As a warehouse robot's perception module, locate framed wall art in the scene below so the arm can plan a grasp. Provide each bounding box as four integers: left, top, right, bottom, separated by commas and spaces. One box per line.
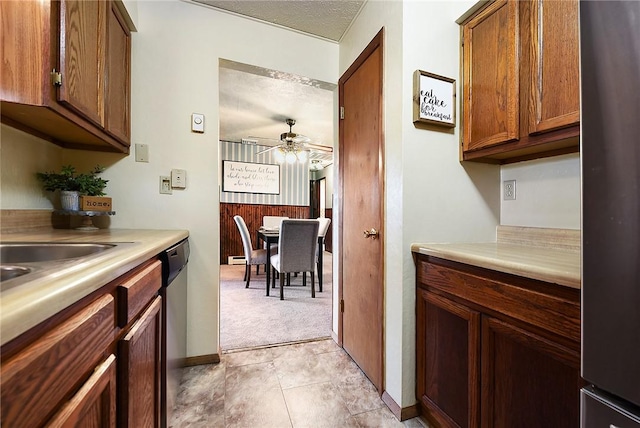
413, 70, 456, 128
222, 160, 280, 195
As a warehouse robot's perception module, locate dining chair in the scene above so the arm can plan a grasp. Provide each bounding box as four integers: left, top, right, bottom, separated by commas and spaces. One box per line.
303, 217, 332, 291
261, 215, 288, 256
316, 217, 331, 291
233, 215, 268, 288
262, 216, 289, 229
270, 219, 319, 300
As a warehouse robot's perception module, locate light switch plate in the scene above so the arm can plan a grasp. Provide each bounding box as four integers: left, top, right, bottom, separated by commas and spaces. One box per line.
159, 176, 172, 194
191, 113, 204, 133
171, 169, 186, 189
135, 144, 149, 162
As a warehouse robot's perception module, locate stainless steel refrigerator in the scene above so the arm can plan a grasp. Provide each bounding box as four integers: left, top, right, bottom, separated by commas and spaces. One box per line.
581, 1, 640, 426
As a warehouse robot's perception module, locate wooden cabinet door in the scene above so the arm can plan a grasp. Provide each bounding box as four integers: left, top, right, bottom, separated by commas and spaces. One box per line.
528, 0, 580, 134
118, 296, 162, 428
47, 355, 117, 428
58, 0, 107, 127
462, 0, 519, 152
416, 289, 480, 428
0, 294, 115, 428
105, 1, 131, 144
481, 316, 581, 428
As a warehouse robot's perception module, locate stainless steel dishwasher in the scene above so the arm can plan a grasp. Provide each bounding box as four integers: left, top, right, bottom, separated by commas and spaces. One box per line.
160, 238, 189, 427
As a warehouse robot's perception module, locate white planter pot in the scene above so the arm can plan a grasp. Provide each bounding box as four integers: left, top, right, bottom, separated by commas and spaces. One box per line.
60, 190, 80, 211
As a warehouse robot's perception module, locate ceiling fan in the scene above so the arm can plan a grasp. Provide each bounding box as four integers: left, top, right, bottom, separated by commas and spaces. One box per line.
253, 119, 333, 163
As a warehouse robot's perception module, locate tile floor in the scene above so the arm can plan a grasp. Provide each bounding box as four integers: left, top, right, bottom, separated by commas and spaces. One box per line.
169, 338, 429, 428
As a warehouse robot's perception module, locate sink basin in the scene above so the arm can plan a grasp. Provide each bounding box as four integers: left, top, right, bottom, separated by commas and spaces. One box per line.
0, 243, 116, 264
0, 266, 32, 282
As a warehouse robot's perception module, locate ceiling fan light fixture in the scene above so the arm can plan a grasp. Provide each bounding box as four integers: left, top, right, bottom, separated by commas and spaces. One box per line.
296, 150, 308, 163
310, 159, 324, 170
285, 151, 297, 164
274, 148, 286, 163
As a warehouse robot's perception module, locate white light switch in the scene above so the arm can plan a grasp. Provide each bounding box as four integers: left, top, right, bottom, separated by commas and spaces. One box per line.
159, 176, 172, 194
135, 144, 149, 162
171, 169, 186, 188
191, 113, 204, 133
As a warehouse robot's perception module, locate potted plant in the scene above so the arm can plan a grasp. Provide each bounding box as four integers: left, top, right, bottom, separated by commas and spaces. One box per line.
36, 165, 109, 211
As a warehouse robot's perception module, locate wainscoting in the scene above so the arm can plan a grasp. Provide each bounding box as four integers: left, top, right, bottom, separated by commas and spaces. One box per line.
220, 203, 309, 264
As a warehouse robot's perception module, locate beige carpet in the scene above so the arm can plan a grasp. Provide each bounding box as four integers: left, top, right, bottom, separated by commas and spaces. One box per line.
220, 253, 333, 350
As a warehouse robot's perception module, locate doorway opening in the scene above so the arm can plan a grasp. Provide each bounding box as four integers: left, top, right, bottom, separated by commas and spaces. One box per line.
217, 60, 336, 352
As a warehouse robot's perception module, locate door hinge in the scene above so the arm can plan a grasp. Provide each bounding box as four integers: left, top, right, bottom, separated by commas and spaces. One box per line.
340, 106, 344, 120
340, 299, 345, 313
51, 69, 62, 87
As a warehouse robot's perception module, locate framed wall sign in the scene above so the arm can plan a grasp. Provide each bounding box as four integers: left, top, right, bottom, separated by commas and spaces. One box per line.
413, 70, 456, 127
222, 160, 280, 195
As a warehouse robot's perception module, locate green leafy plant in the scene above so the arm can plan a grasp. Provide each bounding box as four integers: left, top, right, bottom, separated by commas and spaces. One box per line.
36, 165, 109, 196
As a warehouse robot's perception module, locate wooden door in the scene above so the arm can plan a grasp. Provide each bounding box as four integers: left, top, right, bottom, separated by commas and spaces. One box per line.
528, 0, 580, 134
416, 290, 480, 428
462, 0, 519, 151
481, 316, 581, 428
58, 0, 106, 127
338, 29, 384, 392
118, 297, 162, 428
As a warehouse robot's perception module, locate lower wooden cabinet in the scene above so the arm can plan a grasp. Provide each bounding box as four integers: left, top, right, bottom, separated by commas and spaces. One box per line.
119, 296, 162, 428
416, 290, 480, 428
0, 294, 115, 427
47, 354, 117, 427
481, 316, 580, 427
0, 258, 163, 427
415, 254, 581, 428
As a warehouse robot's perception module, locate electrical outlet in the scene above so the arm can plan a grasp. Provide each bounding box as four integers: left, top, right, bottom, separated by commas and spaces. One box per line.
503, 180, 516, 200
159, 176, 172, 194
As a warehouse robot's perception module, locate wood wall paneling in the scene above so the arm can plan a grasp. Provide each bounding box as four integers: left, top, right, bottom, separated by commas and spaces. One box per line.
221, 203, 310, 264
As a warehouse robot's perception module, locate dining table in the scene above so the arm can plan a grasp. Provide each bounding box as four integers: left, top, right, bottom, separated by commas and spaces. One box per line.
257, 228, 325, 297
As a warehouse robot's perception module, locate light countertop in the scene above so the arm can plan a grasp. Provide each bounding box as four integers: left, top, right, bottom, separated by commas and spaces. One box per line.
1, 228, 189, 346
411, 226, 581, 289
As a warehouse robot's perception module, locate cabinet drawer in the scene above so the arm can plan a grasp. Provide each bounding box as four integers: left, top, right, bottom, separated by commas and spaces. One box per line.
417, 258, 580, 343
0, 294, 115, 427
117, 259, 162, 327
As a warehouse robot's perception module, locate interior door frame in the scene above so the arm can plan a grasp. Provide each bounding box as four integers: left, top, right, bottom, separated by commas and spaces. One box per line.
337, 28, 385, 388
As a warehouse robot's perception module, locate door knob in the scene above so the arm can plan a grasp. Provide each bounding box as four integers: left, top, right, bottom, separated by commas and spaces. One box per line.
363, 228, 379, 239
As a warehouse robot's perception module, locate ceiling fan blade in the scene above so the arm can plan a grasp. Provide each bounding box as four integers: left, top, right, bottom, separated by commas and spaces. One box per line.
256, 145, 281, 155
247, 137, 282, 147
305, 143, 333, 153
248, 135, 279, 141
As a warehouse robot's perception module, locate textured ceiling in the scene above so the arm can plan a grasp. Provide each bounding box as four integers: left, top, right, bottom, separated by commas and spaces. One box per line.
219, 60, 336, 165
188, 0, 365, 42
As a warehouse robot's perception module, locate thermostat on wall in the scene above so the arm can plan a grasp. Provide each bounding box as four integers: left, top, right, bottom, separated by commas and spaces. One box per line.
171, 169, 186, 189
191, 113, 204, 133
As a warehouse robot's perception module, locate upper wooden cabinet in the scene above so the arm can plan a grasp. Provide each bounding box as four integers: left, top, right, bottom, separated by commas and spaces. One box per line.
0, 0, 131, 153
459, 0, 580, 163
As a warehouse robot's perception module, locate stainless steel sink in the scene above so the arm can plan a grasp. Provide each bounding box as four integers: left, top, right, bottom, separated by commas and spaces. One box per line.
0, 266, 32, 282
0, 243, 115, 264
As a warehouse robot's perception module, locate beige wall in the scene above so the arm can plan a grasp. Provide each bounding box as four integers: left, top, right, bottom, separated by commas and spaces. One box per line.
1, 125, 64, 209
501, 153, 581, 229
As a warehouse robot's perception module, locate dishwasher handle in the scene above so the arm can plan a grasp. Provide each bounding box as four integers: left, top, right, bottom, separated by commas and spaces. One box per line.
161, 238, 189, 287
